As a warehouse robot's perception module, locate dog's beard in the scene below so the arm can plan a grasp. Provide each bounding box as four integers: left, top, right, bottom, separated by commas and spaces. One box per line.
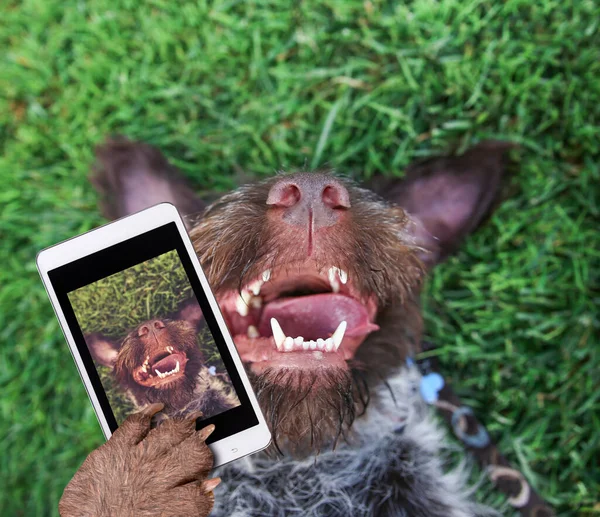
251, 367, 370, 456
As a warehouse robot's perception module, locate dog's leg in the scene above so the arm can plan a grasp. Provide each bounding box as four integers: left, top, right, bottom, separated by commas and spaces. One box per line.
367, 141, 514, 268
91, 137, 206, 226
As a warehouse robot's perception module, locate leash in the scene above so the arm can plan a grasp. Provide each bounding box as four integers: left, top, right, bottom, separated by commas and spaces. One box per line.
414, 342, 555, 517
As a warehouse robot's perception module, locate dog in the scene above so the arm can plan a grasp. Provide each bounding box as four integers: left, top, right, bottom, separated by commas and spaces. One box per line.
59, 137, 512, 516
85, 297, 240, 419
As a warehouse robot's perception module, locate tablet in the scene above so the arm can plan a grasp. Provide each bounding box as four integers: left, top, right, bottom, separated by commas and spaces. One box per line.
37, 203, 271, 467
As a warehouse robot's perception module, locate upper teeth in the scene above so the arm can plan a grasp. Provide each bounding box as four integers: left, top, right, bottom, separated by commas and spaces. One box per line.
236, 267, 346, 317
270, 318, 346, 353
235, 290, 253, 317
154, 360, 180, 379
166, 346, 174, 353
235, 272, 271, 316
248, 280, 262, 296
327, 267, 348, 293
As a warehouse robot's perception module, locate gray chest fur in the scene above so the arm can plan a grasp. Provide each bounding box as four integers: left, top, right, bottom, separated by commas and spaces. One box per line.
212, 368, 495, 517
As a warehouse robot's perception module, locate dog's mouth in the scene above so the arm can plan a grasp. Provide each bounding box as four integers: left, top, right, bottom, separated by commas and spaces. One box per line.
132, 348, 188, 387
218, 263, 379, 372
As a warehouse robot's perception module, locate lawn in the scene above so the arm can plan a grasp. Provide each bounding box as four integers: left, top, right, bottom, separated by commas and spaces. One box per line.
1, 0, 598, 515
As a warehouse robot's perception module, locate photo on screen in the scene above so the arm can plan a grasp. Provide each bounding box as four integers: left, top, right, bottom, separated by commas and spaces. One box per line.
68, 250, 241, 424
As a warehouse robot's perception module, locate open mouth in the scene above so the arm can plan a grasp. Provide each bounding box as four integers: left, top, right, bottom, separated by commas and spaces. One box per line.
133, 347, 188, 387
218, 263, 379, 370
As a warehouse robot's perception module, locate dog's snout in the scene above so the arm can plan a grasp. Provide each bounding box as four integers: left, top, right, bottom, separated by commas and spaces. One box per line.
138, 320, 166, 337
266, 174, 350, 229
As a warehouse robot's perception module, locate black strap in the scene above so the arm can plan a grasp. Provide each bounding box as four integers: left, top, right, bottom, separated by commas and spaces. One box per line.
416, 342, 555, 517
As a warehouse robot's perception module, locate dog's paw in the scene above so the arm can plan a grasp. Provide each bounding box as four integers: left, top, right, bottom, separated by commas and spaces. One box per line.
59, 404, 219, 517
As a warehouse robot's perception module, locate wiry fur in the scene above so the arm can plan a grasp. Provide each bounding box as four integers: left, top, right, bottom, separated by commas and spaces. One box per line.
170, 365, 241, 419
59, 406, 217, 517
189, 176, 424, 305
212, 367, 497, 517
70, 137, 514, 517
250, 367, 360, 455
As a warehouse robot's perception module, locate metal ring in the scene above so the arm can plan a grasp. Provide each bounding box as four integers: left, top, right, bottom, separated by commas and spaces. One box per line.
487, 465, 531, 508
451, 406, 491, 449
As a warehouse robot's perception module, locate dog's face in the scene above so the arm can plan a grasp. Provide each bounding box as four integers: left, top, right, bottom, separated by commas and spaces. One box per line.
87, 302, 206, 410
114, 319, 201, 391
190, 173, 424, 451
194, 174, 423, 370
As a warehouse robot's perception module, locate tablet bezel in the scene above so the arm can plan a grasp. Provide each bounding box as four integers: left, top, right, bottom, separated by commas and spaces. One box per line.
37, 203, 271, 467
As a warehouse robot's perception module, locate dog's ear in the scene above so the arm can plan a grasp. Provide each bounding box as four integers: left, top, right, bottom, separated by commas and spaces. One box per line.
86, 333, 120, 368
174, 298, 204, 332
368, 141, 514, 268
91, 137, 206, 228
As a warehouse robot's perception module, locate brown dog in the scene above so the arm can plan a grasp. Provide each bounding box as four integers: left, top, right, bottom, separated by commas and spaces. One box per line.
85, 298, 239, 420
60, 138, 511, 516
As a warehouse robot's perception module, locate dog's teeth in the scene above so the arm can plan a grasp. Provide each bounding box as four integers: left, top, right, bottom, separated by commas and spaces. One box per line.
141, 364, 147, 373
175, 361, 180, 373
327, 266, 348, 286
302, 340, 310, 350
316, 338, 325, 350
327, 267, 340, 293
339, 269, 348, 284
284, 336, 294, 352
294, 336, 304, 347
331, 321, 347, 350
166, 346, 174, 353
235, 293, 249, 317
262, 269, 271, 282
270, 318, 286, 350
325, 338, 334, 352
247, 325, 260, 338
155, 369, 162, 378
250, 297, 262, 309
249, 280, 263, 296
310, 340, 317, 350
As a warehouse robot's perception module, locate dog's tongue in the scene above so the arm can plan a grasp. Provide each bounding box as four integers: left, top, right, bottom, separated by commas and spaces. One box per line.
258, 293, 378, 340
152, 353, 184, 372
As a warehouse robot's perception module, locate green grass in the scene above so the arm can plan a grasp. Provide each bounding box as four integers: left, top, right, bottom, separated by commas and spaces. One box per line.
1, 0, 598, 515
68, 250, 191, 337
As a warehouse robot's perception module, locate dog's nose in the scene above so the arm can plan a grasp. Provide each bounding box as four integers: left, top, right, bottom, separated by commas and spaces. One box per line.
138, 320, 166, 337
266, 174, 350, 229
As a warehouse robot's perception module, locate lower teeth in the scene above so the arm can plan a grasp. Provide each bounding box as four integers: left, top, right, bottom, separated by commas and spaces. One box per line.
270, 318, 346, 353
154, 361, 180, 378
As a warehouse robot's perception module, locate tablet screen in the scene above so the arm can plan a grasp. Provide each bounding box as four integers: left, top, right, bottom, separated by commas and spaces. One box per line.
48, 223, 258, 442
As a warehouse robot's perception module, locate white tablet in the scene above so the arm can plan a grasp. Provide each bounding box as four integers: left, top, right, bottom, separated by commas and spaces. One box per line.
37, 202, 271, 467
